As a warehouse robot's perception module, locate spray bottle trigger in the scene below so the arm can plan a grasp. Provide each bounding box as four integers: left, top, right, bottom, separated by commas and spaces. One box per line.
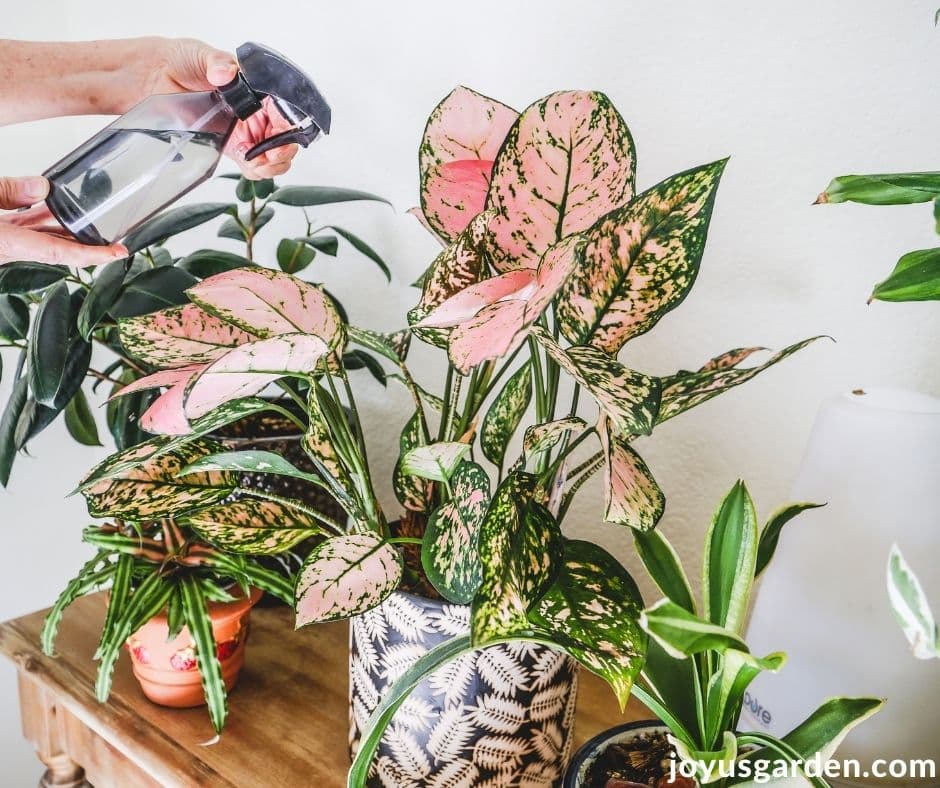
243, 125, 322, 161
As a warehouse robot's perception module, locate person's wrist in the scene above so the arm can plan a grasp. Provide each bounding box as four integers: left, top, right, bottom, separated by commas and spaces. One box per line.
105, 37, 175, 114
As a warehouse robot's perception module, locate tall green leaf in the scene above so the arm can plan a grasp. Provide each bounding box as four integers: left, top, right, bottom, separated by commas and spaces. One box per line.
641, 599, 747, 658
702, 481, 758, 635
179, 575, 228, 733
756, 502, 824, 576
480, 362, 531, 467
817, 173, 940, 205
634, 528, 696, 613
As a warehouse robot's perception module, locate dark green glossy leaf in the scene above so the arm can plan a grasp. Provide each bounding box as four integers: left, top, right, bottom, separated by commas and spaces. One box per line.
342, 349, 387, 386
0, 294, 29, 340
252, 178, 275, 199
235, 176, 254, 202
0, 262, 68, 294
322, 225, 391, 281
109, 267, 198, 319
871, 247, 940, 302
300, 234, 338, 256
217, 205, 275, 241
529, 539, 646, 709
124, 202, 235, 253
634, 528, 696, 613
64, 387, 101, 446
77, 258, 129, 339
28, 282, 70, 407
277, 237, 316, 274
756, 502, 825, 576
176, 249, 254, 278
0, 368, 28, 486
268, 185, 391, 208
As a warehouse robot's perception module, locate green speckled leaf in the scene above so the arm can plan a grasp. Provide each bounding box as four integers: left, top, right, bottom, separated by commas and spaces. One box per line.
557, 159, 727, 353
393, 411, 430, 512
400, 441, 470, 482
523, 417, 586, 458
183, 499, 322, 554
657, 337, 823, 424
471, 472, 562, 644
408, 211, 490, 349
481, 362, 531, 467
533, 326, 660, 436
422, 461, 490, 604
81, 438, 236, 520
529, 539, 646, 709
295, 533, 402, 625
485, 91, 636, 272
302, 389, 358, 511
599, 419, 665, 531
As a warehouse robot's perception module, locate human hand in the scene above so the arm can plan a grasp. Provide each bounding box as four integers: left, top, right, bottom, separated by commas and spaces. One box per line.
142, 38, 299, 180
0, 177, 127, 266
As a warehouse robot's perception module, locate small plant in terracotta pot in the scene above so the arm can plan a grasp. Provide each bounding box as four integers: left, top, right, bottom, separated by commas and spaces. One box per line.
42, 450, 302, 731
564, 481, 883, 788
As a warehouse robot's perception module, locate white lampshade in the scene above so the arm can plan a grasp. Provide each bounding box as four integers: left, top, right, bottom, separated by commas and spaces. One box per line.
743, 388, 940, 786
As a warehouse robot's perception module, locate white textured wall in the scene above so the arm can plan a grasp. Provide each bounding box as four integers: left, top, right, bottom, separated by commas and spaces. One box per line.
2, 1, 940, 782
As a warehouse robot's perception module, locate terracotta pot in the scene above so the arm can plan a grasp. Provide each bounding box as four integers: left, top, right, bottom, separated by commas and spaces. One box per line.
126, 586, 262, 708
564, 720, 682, 788
349, 590, 580, 787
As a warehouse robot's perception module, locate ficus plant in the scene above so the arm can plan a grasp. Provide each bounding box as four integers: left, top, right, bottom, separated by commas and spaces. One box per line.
0, 173, 390, 485
68, 85, 829, 783
634, 481, 881, 786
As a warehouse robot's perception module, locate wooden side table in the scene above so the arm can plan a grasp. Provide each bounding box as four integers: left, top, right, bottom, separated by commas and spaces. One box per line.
0, 593, 645, 787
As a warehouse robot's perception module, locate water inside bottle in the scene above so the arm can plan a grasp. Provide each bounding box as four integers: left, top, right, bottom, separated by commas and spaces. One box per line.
45, 128, 225, 244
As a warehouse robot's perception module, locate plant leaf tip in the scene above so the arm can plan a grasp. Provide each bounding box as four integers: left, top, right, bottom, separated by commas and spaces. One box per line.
813, 192, 830, 205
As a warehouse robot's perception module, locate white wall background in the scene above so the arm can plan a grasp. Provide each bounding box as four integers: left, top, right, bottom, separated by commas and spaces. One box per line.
2, 1, 939, 783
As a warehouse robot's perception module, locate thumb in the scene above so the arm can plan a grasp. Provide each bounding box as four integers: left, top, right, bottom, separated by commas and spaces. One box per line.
203, 48, 239, 87
0, 176, 49, 210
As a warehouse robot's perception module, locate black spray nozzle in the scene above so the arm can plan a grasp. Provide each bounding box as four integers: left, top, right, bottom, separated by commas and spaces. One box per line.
220, 42, 331, 161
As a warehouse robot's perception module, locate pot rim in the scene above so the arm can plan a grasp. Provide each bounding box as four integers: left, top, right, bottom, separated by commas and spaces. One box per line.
145, 585, 262, 626
563, 719, 669, 788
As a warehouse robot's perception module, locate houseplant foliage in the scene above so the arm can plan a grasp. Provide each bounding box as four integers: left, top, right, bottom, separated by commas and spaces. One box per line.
626, 481, 882, 786
0, 172, 389, 485
887, 543, 940, 660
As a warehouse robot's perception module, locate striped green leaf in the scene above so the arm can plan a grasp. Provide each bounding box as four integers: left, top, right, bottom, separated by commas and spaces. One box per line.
657, 337, 823, 424
756, 502, 825, 576
485, 91, 635, 272
887, 544, 940, 659
557, 159, 726, 353
871, 247, 940, 302
400, 441, 470, 483
533, 326, 660, 436
41, 554, 113, 656
704, 649, 786, 744
302, 388, 359, 514
421, 461, 490, 604
179, 575, 228, 733
703, 480, 758, 635
481, 362, 531, 467
95, 554, 135, 659
81, 438, 237, 520
471, 473, 562, 644
817, 172, 940, 205
181, 450, 326, 489
529, 539, 646, 709
522, 417, 585, 459
600, 419, 665, 531
182, 499, 322, 554
640, 599, 747, 659
634, 528, 696, 614
295, 534, 402, 625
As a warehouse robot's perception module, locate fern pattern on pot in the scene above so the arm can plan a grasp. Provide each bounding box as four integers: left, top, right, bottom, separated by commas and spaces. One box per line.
349, 592, 579, 787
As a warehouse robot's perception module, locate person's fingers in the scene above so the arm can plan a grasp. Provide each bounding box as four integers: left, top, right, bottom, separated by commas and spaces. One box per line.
0, 176, 49, 210
240, 160, 292, 180
266, 143, 299, 164
1, 203, 55, 228
202, 47, 238, 87
0, 225, 126, 267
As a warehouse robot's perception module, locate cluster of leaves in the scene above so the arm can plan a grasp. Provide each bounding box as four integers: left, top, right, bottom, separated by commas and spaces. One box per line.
633, 482, 882, 786
816, 172, 940, 302
0, 174, 390, 485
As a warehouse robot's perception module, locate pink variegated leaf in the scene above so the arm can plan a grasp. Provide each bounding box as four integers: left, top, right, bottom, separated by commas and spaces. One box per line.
295, 533, 403, 625
407, 207, 447, 247
485, 91, 635, 271
599, 418, 665, 531
657, 337, 824, 424
108, 366, 202, 399
557, 159, 727, 354
533, 326, 660, 436
118, 304, 254, 368
187, 267, 343, 348
448, 300, 529, 374
108, 366, 203, 436
182, 499, 322, 554
417, 270, 534, 328
419, 86, 518, 241
699, 346, 768, 373
422, 461, 490, 604
184, 333, 329, 420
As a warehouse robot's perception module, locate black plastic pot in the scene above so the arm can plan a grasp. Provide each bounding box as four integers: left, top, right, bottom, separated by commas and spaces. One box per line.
564, 719, 670, 787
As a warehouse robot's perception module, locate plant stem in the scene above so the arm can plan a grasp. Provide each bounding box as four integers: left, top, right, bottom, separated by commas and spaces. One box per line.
387, 536, 422, 546
87, 368, 123, 387
245, 197, 257, 261
437, 366, 454, 442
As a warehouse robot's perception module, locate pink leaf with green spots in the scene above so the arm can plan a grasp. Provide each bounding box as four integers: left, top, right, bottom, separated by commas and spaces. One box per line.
109, 366, 202, 436
295, 533, 403, 625
184, 333, 329, 420
182, 499, 322, 554
523, 417, 586, 459
557, 159, 727, 354
118, 304, 254, 368
418, 86, 518, 241
187, 267, 343, 348
485, 91, 635, 272
599, 418, 665, 531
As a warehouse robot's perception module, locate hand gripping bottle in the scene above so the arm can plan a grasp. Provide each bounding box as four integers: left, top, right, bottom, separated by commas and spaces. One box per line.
43, 41, 330, 244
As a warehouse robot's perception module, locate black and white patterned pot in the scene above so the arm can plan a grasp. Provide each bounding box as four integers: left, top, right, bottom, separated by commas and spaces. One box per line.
349, 591, 580, 787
